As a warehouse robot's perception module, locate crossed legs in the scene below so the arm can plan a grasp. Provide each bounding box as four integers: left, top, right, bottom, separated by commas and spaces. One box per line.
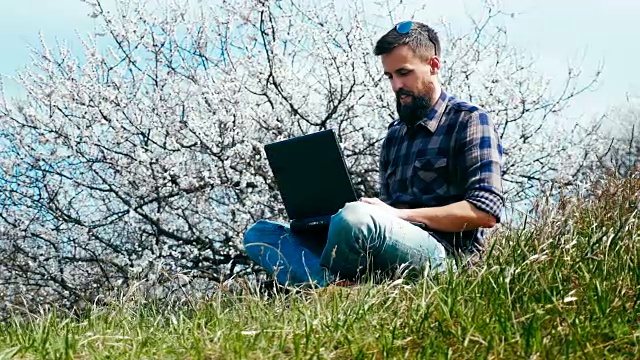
243, 201, 449, 287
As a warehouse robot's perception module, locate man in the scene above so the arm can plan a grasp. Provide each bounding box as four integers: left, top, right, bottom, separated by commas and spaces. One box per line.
243, 20, 504, 287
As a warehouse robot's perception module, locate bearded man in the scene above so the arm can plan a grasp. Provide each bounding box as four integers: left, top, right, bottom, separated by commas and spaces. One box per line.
243, 20, 505, 286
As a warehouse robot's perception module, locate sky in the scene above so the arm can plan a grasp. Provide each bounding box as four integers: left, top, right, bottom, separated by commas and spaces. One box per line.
0, 0, 638, 122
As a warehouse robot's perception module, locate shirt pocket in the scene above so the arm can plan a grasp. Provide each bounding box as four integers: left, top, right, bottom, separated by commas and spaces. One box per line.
412, 155, 449, 196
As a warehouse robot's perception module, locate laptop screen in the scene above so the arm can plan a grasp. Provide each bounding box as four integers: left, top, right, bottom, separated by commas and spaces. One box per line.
264, 129, 359, 221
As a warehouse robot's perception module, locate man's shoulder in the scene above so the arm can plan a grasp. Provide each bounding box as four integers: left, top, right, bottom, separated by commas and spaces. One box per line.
447, 96, 488, 117
380, 119, 403, 150
387, 118, 403, 130
384, 119, 407, 140
445, 96, 494, 131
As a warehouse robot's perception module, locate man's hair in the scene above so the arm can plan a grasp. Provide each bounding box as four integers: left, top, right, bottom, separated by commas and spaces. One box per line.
374, 21, 441, 61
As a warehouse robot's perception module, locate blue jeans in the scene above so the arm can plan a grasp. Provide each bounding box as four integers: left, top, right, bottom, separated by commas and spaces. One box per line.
243, 201, 450, 287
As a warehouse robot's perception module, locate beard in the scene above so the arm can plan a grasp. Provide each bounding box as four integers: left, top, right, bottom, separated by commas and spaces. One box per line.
395, 86, 434, 127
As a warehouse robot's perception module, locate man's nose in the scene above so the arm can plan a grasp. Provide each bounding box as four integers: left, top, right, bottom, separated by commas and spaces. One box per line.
390, 77, 403, 93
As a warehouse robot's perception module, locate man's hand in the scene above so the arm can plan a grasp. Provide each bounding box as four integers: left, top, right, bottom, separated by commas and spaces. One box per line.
358, 197, 402, 218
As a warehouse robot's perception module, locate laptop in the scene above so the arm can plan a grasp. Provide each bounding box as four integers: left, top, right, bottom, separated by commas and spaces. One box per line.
264, 129, 359, 234
264, 129, 427, 235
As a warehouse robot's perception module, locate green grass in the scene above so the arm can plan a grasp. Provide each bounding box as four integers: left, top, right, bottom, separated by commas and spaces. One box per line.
1, 175, 639, 359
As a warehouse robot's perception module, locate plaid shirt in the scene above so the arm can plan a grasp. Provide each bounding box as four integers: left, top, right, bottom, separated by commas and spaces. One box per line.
379, 90, 504, 253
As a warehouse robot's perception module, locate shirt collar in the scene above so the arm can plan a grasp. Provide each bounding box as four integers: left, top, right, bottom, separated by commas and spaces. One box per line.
416, 89, 449, 133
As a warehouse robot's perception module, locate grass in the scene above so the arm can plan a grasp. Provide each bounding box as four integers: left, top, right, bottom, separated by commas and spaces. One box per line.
1, 174, 639, 359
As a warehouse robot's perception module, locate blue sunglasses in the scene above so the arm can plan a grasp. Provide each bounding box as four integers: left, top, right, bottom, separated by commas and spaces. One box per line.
395, 20, 438, 56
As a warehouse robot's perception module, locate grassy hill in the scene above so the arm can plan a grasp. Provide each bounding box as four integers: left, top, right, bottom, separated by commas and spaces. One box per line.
1, 173, 638, 359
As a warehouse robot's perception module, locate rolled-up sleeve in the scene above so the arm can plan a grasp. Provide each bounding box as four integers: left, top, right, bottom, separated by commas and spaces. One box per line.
459, 110, 504, 222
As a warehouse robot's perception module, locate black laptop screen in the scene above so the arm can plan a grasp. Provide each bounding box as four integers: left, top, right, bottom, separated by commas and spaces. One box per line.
264, 129, 359, 221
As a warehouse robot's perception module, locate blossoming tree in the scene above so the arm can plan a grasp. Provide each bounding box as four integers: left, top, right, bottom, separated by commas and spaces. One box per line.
0, 0, 604, 314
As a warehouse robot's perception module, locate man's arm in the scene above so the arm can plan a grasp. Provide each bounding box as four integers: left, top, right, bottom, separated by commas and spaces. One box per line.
378, 136, 390, 202
397, 200, 496, 232
360, 197, 496, 231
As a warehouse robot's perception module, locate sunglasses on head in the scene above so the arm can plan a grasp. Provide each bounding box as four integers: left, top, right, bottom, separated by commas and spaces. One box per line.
394, 20, 438, 56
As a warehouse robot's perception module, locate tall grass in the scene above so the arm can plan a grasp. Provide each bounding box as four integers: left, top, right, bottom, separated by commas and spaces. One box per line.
1, 173, 638, 359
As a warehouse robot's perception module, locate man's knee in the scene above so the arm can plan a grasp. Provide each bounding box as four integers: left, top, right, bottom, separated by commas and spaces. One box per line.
243, 219, 273, 246
329, 201, 375, 234
327, 201, 383, 255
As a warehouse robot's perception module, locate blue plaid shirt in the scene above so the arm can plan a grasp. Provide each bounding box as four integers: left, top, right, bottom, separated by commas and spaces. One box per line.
379, 90, 504, 253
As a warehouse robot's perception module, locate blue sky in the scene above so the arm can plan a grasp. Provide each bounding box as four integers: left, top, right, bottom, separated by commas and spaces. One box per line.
1, 0, 638, 122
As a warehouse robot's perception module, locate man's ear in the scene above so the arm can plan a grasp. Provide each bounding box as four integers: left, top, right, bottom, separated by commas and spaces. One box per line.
429, 56, 441, 75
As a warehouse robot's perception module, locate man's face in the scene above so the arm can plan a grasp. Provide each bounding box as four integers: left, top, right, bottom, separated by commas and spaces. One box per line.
381, 44, 438, 125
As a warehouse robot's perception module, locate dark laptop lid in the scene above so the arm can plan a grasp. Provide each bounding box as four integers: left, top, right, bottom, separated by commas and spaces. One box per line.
264, 129, 358, 221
